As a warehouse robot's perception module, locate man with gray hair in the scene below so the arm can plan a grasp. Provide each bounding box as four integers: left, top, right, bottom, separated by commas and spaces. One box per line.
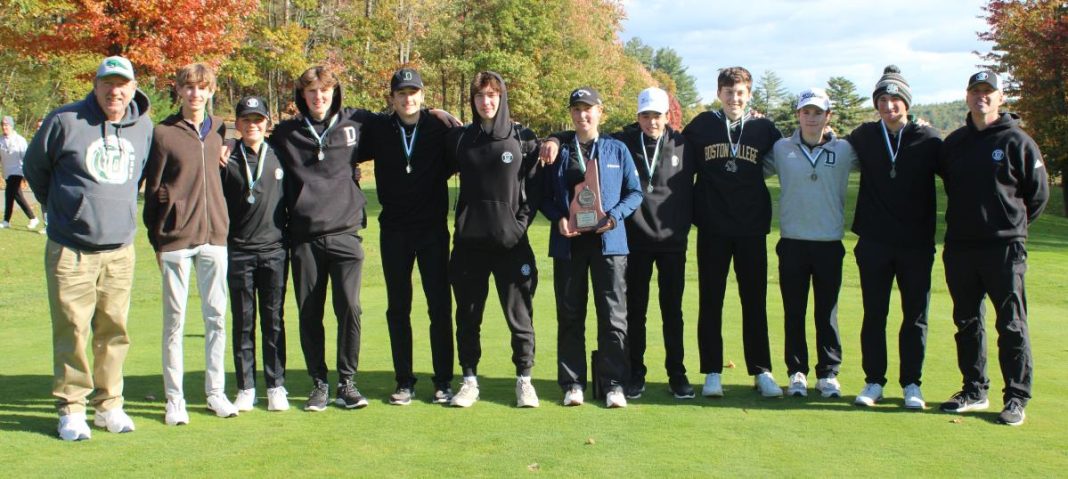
23, 55, 153, 441
1, 116, 38, 229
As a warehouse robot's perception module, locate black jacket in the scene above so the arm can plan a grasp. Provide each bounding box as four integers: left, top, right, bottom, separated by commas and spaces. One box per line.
221, 140, 287, 252
358, 111, 451, 232
848, 120, 942, 248
682, 111, 782, 236
269, 83, 369, 242
448, 122, 541, 250
939, 112, 1049, 246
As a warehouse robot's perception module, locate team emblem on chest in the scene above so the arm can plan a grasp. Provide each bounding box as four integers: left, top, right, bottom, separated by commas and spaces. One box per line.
671, 155, 680, 167
992, 149, 1005, 162
501, 151, 513, 164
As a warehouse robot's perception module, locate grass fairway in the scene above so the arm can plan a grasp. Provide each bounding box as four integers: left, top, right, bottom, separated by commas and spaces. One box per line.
1, 177, 1066, 477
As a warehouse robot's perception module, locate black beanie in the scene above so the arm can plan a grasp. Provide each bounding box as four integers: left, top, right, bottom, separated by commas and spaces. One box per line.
872, 65, 912, 109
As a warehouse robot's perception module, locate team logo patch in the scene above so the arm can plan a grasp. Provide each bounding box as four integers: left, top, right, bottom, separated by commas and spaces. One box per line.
886, 84, 899, 94
246, 98, 260, 108
275, 168, 284, 180
520, 264, 531, 277
501, 151, 513, 164
671, 155, 679, 167
344, 126, 357, 146
84, 135, 136, 184
976, 72, 989, 81
992, 149, 1005, 162
403, 71, 413, 80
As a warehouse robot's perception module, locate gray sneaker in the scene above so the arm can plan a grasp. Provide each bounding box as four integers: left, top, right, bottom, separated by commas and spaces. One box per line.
304, 380, 329, 412
516, 377, 540, 408
450, 381, 479, 408
334, 380, 369, 409
389, 386, 413, 406
997, 398, 1026, 426
432, 385, 453, 404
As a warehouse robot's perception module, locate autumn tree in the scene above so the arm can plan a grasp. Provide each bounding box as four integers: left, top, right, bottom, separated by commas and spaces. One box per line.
980, 0, 1067, 212
826, 76, 869, 136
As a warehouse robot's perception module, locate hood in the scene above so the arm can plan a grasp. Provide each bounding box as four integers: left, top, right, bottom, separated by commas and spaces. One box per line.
469, 71, 512, 140
83, 88, 151, 127
965, 111, 1020, 134
295, 81, 343, 121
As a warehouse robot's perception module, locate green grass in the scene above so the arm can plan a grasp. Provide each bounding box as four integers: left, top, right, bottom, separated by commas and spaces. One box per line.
1, 177, 1067, 477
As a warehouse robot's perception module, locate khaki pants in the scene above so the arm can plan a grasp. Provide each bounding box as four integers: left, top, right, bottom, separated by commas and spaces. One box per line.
47, 240, 134, 416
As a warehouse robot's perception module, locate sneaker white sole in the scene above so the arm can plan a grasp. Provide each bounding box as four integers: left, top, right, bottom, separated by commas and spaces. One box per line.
854, 396, 880, 406
304, 404, 327, 412
944, 398, 989, 413
998, 411, 1025, 426
903, 400, 926, 409
335, 398, 369, 409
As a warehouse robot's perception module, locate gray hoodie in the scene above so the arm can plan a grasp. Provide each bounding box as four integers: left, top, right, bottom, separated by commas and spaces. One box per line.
765, 130, 858, 241
23, 90, 153, 251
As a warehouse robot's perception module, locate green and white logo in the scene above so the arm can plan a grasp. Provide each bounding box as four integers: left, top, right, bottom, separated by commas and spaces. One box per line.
85, 135, 136, 184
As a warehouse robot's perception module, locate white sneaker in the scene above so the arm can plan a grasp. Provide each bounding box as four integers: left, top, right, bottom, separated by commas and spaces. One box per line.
93, 408, 135, 433
903, 383, 926, 409
165, 398, 189, 426
787, 372, 808, 397
267, 387, 290, 411
605, 388, 628, 408
515, 377, 540, 408
233, 389, 257, 412
450, 380, 480, 408
207, 393, 239, 418
0, 221, 9, 229
754, 372, 783, 397
563, 385, 584, 406
817, 377, 842, 398
28, 218, 40, 229
702, 373, 723, 397
855, 383, 883, 406
57, 413, 91, 441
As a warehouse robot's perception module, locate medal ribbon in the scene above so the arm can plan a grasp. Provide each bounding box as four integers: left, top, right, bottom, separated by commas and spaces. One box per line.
398, 121, 419, 171
573, 136, 598, 175
880, 120, 907, 172
640, 132, 663, 186
800, 143, 825, 176
239, 142, 268, 194
303, 114, 339, 159
723, 110, 748, 157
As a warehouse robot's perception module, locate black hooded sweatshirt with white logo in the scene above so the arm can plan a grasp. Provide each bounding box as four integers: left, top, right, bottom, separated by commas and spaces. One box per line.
221, 141, 286, 252
939, 112, 1048, 246
447, 72, 541, 250
269, 83, 369, 242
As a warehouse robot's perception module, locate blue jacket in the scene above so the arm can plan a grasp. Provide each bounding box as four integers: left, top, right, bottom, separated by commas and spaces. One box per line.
540, 134, 643, 258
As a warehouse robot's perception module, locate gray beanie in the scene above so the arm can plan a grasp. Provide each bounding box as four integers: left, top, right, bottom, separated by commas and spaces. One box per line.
872, 65, 912, 109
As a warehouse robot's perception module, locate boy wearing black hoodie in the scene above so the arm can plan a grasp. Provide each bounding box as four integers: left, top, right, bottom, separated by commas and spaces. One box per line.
269, 66, 372, 412
357, 68, 455, 406
938, 71, 1048, 426
446, 71, 542, 408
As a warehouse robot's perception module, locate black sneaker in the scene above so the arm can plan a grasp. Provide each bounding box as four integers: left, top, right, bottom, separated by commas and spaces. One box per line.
939, 390, 989, 413
389, 386, 413, 406
669, 376, 696, 399
335, 380, 369, 409
625, 378, 646, 399
432, 385, 453, 404
997, 398, 1026, 426
304, 379, 329, 412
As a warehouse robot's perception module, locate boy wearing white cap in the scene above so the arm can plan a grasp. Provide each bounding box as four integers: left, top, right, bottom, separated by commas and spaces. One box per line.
23, 55, 153, 440
765, 88, 858, 399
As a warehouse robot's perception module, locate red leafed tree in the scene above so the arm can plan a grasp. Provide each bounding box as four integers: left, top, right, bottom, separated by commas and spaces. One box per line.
979, 0, 1068, 213
6, 0, 258, 79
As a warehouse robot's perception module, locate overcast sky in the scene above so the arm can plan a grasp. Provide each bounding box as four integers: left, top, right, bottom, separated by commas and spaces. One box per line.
620, 0, 991, 106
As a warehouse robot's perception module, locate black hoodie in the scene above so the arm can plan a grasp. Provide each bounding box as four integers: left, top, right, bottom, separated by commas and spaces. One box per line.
221, 140, 287, 252
358, 109, 451, 232
447, 72, 541, 250
848, 119, 942, 248
939, 112, 1049, 246
269, 83, 370, 242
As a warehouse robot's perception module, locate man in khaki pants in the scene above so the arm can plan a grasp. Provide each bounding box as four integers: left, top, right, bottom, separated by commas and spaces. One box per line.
23, 56, 154, 441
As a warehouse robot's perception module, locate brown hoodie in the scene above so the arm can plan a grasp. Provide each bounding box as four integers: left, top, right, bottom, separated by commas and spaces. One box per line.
143, 113, 229, 252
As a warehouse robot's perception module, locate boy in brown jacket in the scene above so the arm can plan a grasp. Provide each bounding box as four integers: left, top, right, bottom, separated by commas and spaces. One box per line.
143, 63, 237, 425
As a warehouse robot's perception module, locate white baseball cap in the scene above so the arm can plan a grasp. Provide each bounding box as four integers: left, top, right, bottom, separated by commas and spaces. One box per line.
796, 87, 831, 111
637, 87, 669, 114
96, 56, 135, 81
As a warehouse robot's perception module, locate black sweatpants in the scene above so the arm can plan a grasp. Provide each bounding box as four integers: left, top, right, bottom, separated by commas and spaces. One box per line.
626, 250, 686, 383
4, 175, 35, 222
854, 237, 933, 388
554, 236, 628, 390
943, 242, 1032, 404
777, 238, 845, 379
451, 241, 538, 377
696, 233, 772, 375
291, 232, 364, 384
228, 247, 288, 390
380, 226, 453, 388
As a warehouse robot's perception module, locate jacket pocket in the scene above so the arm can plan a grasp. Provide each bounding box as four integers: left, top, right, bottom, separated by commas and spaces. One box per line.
455, 200, 524, 249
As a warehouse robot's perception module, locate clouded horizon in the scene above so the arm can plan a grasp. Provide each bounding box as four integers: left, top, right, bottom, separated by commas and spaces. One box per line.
621, 0, 991, 106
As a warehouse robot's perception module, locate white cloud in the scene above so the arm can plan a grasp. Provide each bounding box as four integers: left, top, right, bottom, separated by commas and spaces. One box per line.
621, 0, 990, 105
